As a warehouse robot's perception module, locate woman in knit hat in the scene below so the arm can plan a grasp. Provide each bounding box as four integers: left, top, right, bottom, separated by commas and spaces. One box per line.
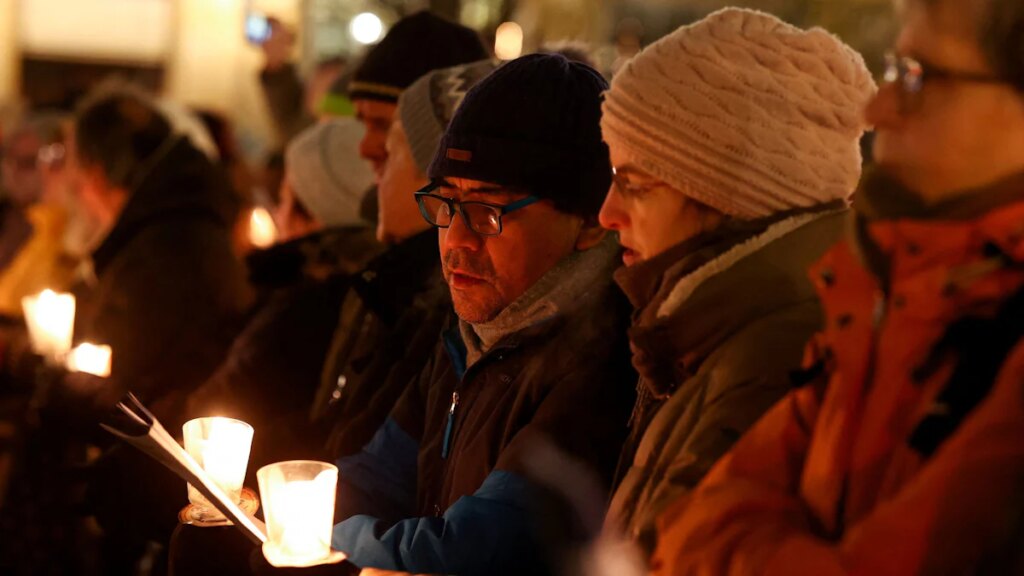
598, 7, 875, 559
276, 117, 374, 240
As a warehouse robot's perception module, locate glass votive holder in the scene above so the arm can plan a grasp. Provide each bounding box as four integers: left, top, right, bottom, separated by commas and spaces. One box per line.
257, 460, 338, 567
182, 417, 254, 521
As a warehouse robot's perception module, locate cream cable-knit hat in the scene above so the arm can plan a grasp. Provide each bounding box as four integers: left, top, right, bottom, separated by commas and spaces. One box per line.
601, 8, 876, 219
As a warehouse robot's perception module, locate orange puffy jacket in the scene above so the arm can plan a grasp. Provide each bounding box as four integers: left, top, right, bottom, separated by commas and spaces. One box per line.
650, 170, 1024, 576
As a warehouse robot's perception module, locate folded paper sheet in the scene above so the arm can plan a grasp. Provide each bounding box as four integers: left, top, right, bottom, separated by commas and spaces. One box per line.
100, 393, 267, 544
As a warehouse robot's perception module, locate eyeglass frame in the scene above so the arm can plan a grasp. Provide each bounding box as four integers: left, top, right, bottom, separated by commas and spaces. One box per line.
414, 181, 541, 237
883, 51, 1007, 110
610, 166, 663, 199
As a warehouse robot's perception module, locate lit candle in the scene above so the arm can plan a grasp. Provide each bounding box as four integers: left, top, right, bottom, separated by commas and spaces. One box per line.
65, 342, 112, 377
248, 206, 277, 249
183, 417, 254, 520
258, 461, 338, 567
21, 289, 76, 364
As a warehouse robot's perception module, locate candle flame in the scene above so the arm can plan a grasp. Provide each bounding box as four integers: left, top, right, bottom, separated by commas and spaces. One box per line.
66, 342, 112, 377
21, 289, 76, 362
248, 206, 277, 249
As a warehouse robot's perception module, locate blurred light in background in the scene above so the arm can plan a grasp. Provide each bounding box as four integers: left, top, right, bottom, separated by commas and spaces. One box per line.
460, 0, 495, 30
349, 12, 383, 45
494, 21, 523, 60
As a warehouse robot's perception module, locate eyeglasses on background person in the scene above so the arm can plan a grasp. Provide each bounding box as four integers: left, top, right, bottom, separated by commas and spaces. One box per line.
882, 51, 1008, 111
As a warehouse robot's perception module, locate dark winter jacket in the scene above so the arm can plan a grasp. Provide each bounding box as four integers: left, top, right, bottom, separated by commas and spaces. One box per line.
185, 225, 383, 469
75, 136, 252, 423
77, 137, 252, 552
330, 239, 636, 575
312, 230, 450, 460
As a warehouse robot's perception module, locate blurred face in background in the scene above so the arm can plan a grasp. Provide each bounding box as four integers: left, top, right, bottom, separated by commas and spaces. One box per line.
865, 0, 1024, 201
64, 129, 122, 229
377, 120, 430, 244
354, 99, 398, 180
274, 175, 319, 241
1, 130, 44, 207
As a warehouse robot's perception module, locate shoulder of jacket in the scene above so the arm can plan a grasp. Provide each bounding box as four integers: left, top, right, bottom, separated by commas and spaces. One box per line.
698, 302, 822, 394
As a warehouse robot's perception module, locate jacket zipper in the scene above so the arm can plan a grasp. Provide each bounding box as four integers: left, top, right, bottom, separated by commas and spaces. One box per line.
441, 391, 460, 459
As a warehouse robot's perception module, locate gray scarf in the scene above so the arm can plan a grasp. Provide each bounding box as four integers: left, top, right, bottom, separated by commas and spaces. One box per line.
460, 235, 620, 367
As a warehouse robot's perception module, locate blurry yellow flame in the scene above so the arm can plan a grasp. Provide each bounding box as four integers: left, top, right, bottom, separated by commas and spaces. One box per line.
249, 206, 278, 249
66, 342, 112, 378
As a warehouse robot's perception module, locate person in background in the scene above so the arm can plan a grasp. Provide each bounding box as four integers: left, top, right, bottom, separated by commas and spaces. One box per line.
0, 116, 51, 277
64, 84, 252, 574
258, 15, 346, 145
328, 53, 634, 575
597, 8, 875, 560
167, 119, 381, 576
314, 58, 499, 462
346, 10, 488, 181
0, 114, 78, 316
651, 0, 1024, 574
273, 118, 375, 242
186, 117, 380, 470
308, 11, 489, 460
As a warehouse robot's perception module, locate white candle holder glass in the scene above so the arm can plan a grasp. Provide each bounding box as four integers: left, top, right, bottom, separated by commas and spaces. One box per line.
182, 416, 254, 521
257, 460, 338, 567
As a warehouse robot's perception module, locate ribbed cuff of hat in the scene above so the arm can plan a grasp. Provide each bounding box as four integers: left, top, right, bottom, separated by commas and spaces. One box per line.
348, 81, 404, 103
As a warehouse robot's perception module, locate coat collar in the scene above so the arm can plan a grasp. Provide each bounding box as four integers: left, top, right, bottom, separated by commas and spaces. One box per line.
352, 230, 443, 326
627, 207, 847, 396
848, 168, 1024, 291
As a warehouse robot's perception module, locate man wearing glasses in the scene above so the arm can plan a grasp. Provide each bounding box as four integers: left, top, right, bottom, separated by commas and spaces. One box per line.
652, 0, 1024, 574
329, 53, 635, 575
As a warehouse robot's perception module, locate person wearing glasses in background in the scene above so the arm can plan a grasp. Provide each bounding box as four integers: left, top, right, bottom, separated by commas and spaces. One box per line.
651, 0, 1024, 574
329, 53, 635, 575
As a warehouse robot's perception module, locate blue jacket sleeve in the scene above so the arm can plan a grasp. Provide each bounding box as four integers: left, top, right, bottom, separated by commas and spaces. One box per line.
335, 417, 418, 526
331, 470, 538, 575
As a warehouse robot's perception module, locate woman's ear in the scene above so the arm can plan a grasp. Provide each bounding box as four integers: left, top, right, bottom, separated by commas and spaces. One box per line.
574, 220, 607, 251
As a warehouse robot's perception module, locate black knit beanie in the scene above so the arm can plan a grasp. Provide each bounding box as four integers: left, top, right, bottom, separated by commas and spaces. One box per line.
428, 53, 612, 219
349, 11, 489, 103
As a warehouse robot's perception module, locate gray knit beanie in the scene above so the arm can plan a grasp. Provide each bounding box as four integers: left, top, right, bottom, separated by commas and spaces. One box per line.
398, 59, 500, 174
602, 8, 876, 219
285, 118, 374, 227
